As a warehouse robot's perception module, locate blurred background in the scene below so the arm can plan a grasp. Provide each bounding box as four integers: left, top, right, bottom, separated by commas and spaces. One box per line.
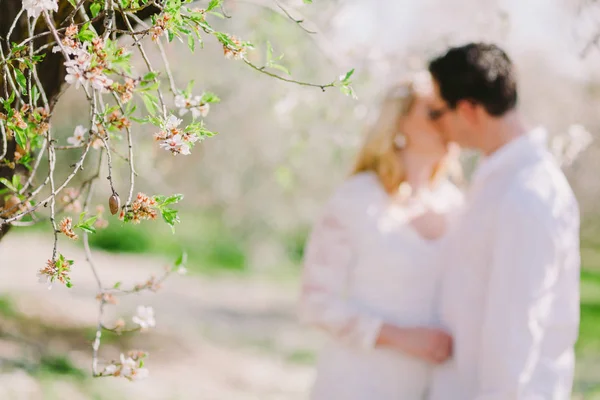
2, 0, 600, 398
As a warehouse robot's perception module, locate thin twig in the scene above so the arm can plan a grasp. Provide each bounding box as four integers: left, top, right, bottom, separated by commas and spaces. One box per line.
0, 41, 25, 106
6, 8, 25, 43
61, 0, 88, 27
0, 120, 7, 162
111, 93, 136, 205
1, 138, 93, 225
121, 10, 168, 117
274, 0, 316, 34
243, 59, 335, 90
125, 13, 178, 95
47, 138, 58, 261
20, 139, 48, 194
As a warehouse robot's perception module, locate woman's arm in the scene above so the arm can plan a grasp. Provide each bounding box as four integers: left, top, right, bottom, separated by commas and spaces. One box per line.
299, 192, 452, 363
298, 203, 383, 349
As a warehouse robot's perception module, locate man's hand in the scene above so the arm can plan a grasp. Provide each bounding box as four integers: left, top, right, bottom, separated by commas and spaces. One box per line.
376, 324, 453, 364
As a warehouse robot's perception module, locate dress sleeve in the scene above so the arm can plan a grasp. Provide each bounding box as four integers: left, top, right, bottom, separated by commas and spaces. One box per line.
298, 183, 383, 349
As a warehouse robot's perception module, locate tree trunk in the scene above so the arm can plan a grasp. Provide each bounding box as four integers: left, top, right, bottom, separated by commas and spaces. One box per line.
0, 1, 158, 241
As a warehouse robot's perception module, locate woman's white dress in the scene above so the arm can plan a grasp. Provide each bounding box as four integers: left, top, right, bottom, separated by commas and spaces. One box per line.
299, 172, 463, 400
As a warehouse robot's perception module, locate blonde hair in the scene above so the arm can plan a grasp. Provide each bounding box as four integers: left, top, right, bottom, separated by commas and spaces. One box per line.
352, 80, 449, 194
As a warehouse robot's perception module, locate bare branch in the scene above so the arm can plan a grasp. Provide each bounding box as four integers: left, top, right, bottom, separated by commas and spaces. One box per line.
243, 59, 335, 90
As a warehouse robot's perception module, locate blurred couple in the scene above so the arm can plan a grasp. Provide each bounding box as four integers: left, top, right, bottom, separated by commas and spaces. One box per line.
299, 42, 580, 400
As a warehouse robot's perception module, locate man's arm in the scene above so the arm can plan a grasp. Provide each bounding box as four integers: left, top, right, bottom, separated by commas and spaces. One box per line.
474, 192, 577, 399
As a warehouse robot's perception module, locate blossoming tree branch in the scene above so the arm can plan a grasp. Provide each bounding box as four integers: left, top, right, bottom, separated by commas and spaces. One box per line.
0, 0, 354, 380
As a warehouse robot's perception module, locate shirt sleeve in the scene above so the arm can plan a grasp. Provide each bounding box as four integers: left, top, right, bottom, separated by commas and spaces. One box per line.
474, 193, 579, 399
298, 189, 383, 349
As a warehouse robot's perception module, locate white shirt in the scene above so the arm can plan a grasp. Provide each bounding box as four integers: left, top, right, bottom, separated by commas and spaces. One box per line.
430, 128, 581, 400
299, 172, 463, 400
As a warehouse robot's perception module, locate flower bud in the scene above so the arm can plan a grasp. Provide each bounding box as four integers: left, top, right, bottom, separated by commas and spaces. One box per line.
108, 194, 120, 215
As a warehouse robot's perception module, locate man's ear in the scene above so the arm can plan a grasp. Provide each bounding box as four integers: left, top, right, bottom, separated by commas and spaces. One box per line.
455, 100, 478, 125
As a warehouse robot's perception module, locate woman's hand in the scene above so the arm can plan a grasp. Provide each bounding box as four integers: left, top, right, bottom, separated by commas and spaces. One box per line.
376, 324, 452, 364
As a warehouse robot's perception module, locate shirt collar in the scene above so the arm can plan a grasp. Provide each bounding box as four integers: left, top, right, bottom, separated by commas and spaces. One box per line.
470, 126, 548, 187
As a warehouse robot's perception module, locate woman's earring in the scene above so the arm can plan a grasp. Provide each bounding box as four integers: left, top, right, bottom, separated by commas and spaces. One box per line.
394, 133, 407, 149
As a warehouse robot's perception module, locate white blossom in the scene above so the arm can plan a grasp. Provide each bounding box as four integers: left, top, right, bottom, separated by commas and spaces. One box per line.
174, 94, 187, 109
67, 125, 87, 146
102, 364, 118, 375
131, 367, 150, 380
132, 306, 156, 330
175, 95, 210, 119
164, 114, 182, 130
177, 265, 188, 275
159, 134, 191, 156
23, 0, 58, 19
36, 271, 53, 290
89, 73, 114, 93
119, 354, 137, 377
65, 66, 87, 89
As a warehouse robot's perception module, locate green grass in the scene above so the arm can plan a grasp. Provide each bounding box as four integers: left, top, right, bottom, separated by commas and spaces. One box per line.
35, 355, 86, 379
89, 211, 248, 274
578, 268, 600, 353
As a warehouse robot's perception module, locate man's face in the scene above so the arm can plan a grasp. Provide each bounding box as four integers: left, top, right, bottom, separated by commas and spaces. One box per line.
428, 81, 472, 147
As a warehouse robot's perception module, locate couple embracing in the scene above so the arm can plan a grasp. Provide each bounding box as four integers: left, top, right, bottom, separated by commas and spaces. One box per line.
300, 43, 580, 400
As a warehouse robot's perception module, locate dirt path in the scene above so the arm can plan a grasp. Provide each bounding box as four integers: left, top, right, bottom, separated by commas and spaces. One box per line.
0, 234, 319, 400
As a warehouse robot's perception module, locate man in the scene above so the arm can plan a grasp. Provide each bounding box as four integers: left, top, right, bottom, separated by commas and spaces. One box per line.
427, 43, 581, 399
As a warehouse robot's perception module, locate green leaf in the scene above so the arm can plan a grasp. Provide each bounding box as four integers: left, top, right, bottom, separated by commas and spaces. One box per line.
200, 92, 220, 104
167, 30, 175, 42
14, 69, 27, 94
90, 2, 102, 17
303, 0, 312, 4
340, 85, 357, 100
30, 134, 44, 150
67, 0, 77, 6
0, 178, 16, 192
184, 80, 195, 97
78, 22, 96, 42
130, 116, 148, 124
175, 251, 188, 267
113, 281, 122, 289
66, 281, 73, 288
79, 224, 97, 234
187, 35, 195, 53
85, 215, 99, 226
31, 85, 40, 104
12, 175, 20, 190
161, 194, 184, 206
141, 93, 158, 116
142, 71, 159, 82
14, 128, 27, 149
207, 0, 222, 11
266, 41, 273, 64
270, 63, 291, 76
2, 91, 16, 112
342, 68, 355, 83
160, 207, 180, 231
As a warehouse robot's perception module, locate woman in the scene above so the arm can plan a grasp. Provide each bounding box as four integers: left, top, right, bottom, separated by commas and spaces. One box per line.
298, 74, 463, 399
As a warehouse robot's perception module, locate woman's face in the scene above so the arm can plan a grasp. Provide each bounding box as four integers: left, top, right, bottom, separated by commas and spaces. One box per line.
400, 94, 448, 160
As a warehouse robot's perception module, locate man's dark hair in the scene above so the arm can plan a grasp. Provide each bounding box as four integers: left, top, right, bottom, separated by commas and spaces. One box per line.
428, 43, 517, 116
